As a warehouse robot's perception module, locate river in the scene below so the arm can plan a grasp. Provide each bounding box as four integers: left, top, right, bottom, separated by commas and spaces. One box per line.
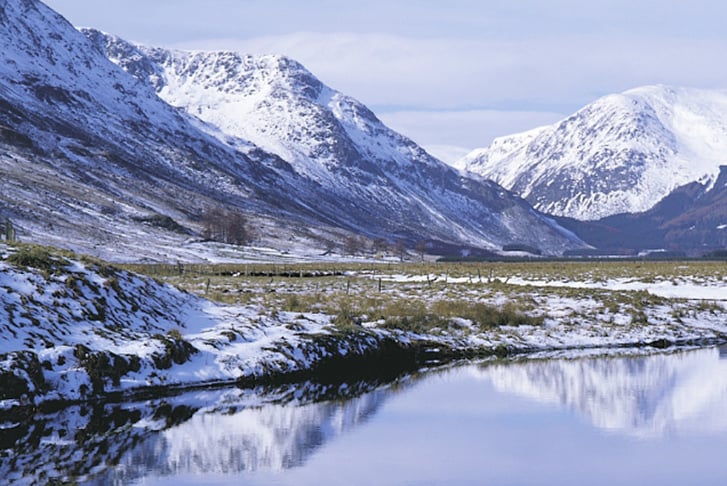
4, 347, 727, 485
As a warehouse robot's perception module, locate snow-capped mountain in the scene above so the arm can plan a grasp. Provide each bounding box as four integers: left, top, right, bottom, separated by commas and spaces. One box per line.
0, 0, 584, 260
461, 86, 727, 221
555, 164, 727, 252
82, 29, 584, 255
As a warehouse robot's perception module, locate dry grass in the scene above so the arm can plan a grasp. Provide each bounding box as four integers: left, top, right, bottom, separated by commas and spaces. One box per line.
123, 260, 727, 334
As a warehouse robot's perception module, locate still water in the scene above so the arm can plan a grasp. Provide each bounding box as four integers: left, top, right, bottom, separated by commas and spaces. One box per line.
5, 347, 727, 485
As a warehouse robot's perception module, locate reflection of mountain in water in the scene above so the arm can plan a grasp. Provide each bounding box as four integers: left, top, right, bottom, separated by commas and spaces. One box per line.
0, 379, 403, 485
121, 385, 390, 479
7, 351, 725, 483
476, 348, 727, 437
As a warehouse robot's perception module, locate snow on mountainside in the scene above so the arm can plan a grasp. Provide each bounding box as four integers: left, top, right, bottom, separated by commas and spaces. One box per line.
83, 29, 585, 255
0, 0, 337, 261
461, 86, 727, 220
0, 0, 585, 259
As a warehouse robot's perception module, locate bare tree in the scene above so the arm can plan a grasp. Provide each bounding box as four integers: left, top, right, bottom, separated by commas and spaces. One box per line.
343, 235, 365, 256
202, 208, 252, 245
225, 211, 250, 245
394, 239, 407, 262
415, 240, 427, 261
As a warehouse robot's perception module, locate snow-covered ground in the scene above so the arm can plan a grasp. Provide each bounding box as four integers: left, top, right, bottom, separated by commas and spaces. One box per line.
2, 245, 727, 409
376, 272, 727, 300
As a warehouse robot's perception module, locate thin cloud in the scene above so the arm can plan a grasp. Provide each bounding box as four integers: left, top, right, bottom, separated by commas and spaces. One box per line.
177, 31, 727, 113
45, 0, 727, 150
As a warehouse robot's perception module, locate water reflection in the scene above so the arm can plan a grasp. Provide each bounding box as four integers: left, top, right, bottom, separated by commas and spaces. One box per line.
0, 379, 407, 485
3, 348, 727, 484
476, 348, 727, 437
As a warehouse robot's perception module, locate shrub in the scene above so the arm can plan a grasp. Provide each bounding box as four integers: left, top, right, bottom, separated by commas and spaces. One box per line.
133, 214, 188, 234
332, 302, 361, 330
152, 334, 197, 369
167, 328, 183, 340
430, 299, 544, 328
7, 244, 66, 274
380, 313, 448, 333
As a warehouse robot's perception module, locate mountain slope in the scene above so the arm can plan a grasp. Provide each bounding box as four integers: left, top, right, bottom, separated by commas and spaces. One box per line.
461, 85, 727, 221
0, 0, 583, 260
0, 0, 336, 261
83, 29, 584, 255
555, 165, 727, 252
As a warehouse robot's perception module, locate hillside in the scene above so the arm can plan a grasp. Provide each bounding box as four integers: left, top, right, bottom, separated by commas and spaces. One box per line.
81, 28, 584, 256
0, 0, 336, 261
0, 244, 420, 406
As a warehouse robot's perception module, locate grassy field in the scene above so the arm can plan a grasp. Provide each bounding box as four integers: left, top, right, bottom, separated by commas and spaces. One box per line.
122, 260, 727, 335
122, 259, 727, 283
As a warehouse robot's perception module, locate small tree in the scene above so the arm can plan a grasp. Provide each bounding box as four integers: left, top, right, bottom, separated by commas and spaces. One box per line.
343, 235, 365, 256
415, 240, 427, 262
201, 208, 251, 246
225, 211, 250, 245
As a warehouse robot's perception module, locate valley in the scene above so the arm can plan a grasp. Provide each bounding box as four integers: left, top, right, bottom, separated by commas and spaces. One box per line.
2, 0, 727, 484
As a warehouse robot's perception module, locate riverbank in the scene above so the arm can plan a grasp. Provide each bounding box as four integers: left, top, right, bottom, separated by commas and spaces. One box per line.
2, 244, 727, 409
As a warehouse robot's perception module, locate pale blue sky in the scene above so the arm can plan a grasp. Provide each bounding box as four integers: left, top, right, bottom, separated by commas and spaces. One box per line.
45, 0, 727, 160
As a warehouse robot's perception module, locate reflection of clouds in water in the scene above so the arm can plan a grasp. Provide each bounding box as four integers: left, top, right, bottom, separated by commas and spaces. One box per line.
470, 348, 727, 437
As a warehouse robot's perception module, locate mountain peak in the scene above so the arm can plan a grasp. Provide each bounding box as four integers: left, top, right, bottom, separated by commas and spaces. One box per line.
461, 85, 727, 220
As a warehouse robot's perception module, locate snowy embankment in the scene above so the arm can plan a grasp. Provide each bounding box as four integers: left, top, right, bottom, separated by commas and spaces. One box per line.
0, 246, 447, 408
2, 245, 727, 409
0, 247, 395, 408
